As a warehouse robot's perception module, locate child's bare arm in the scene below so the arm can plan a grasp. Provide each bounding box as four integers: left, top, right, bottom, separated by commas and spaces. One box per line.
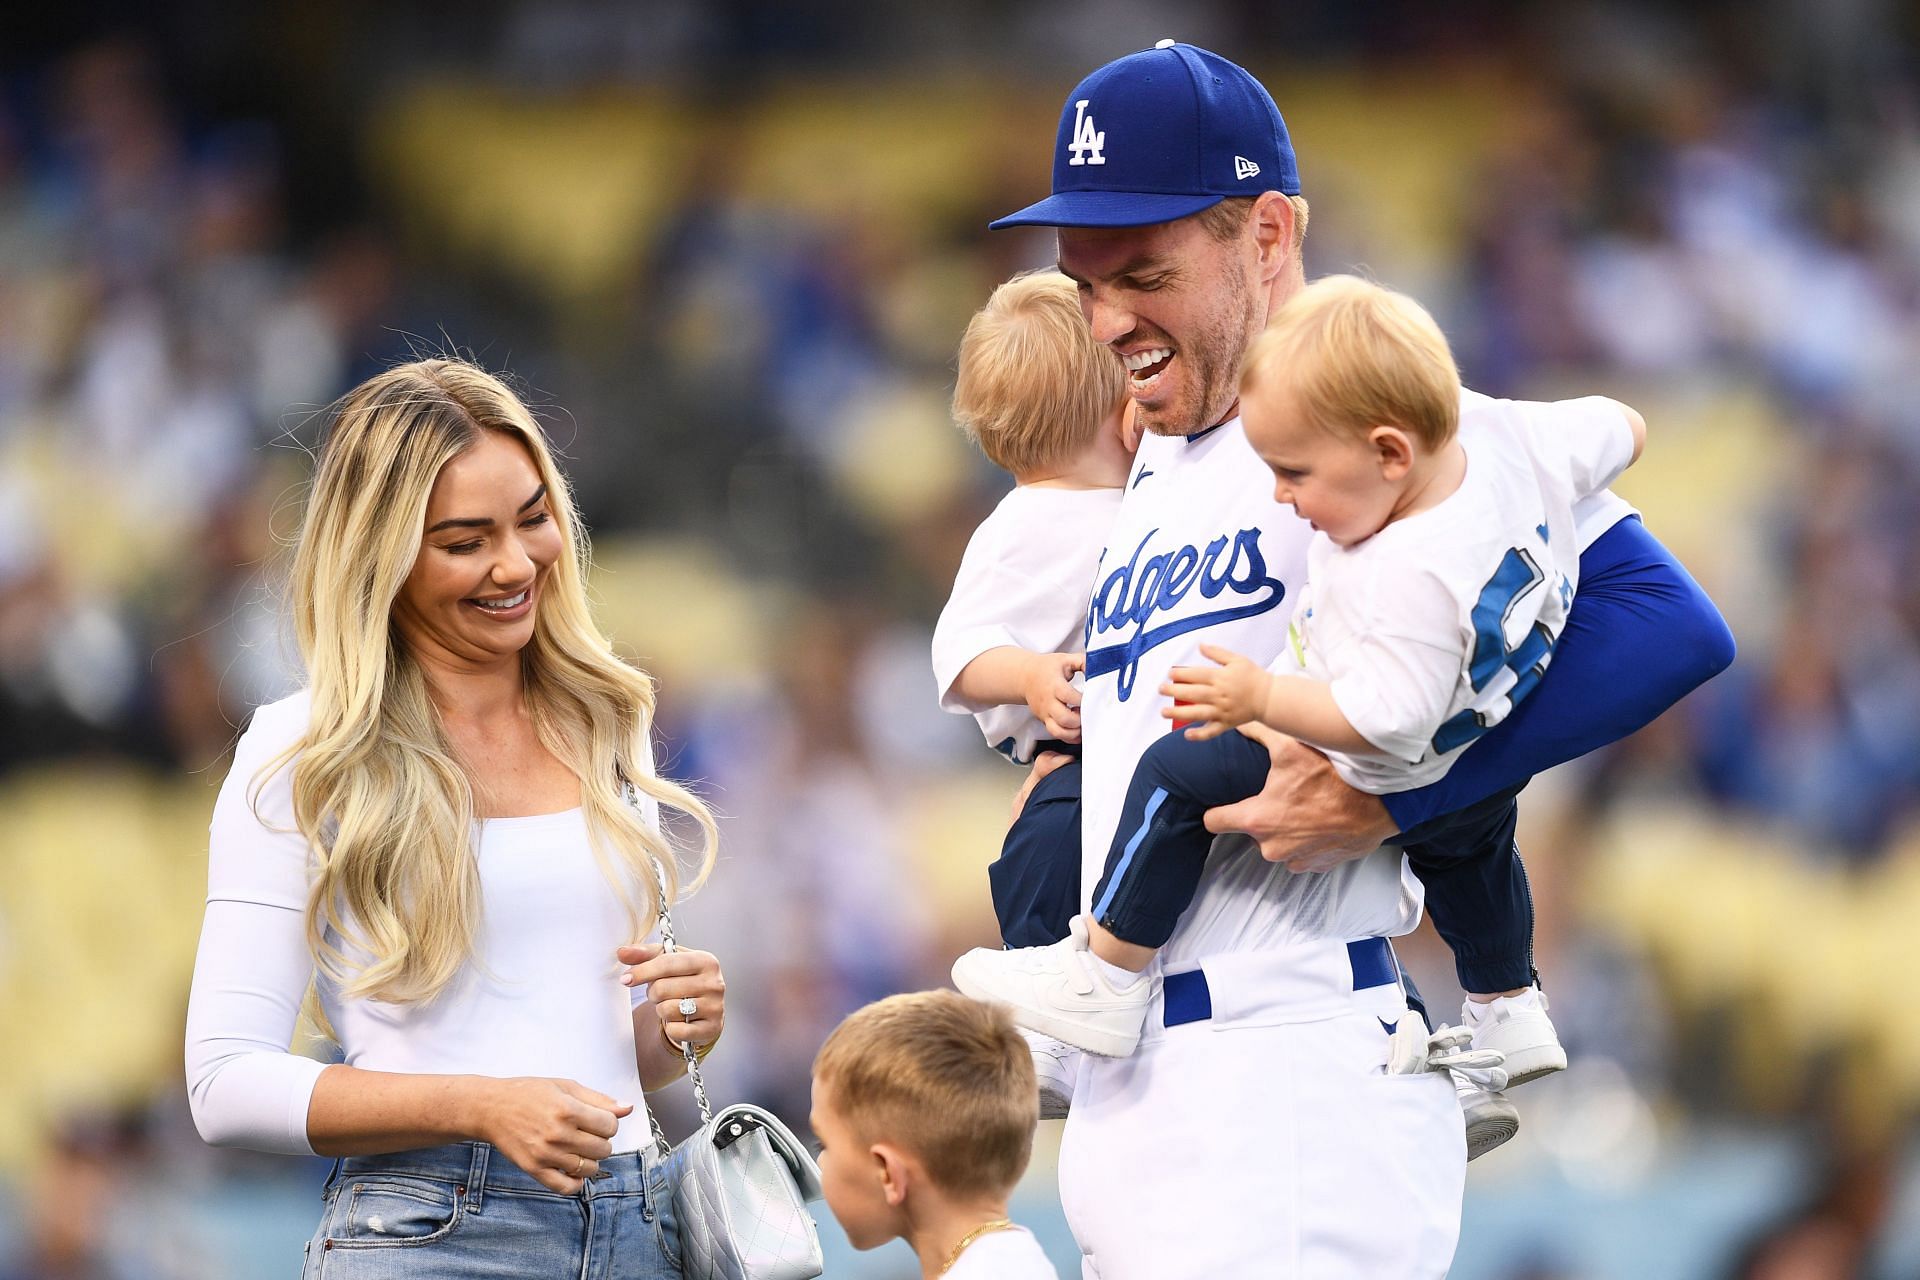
954, 646, 1084, 743
1160, 643, 1373, 752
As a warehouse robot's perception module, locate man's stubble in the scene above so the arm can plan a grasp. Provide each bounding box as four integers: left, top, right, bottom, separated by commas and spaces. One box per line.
1143, 250, 1267, 438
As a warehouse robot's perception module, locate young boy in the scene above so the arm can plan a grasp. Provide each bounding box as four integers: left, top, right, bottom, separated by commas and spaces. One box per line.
931, 270, 1136, 1111
811, 991, 1060, 1279
932, 268, 1136, 775
953, 276, 1647, 1153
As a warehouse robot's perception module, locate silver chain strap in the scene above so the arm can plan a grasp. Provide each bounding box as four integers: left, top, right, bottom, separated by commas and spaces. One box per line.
649, 854, 713, 1124
623, 782, 716, 1155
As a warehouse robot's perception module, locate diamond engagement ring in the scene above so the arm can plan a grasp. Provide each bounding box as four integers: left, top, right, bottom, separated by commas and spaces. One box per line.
678, 997, 698, 1018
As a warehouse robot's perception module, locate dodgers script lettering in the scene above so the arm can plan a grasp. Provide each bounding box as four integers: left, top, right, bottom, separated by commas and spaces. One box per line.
1084, 527, 1286, 699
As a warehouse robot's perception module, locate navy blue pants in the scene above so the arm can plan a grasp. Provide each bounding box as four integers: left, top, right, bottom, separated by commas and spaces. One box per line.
986, 516, 1735, 973
1397, 784, 1533, 992
991, 733, 1536, 990
989, 755, 1086, 950
1088, 731, 1537, 992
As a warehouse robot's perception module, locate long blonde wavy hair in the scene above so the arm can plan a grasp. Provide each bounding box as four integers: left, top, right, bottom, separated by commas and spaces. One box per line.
266, 358, 717, 1006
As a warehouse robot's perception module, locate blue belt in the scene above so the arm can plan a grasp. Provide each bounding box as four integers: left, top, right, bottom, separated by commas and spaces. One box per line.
1162, 938, 1398, 1027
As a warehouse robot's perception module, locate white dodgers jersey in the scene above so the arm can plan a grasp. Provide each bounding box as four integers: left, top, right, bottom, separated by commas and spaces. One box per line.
1079, 421, 1423, 967
1290, 392, 1639, 793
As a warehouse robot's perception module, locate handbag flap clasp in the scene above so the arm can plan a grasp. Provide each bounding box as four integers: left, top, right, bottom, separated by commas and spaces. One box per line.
712, 1115, 759, 1151
707, 1104, 825, 1202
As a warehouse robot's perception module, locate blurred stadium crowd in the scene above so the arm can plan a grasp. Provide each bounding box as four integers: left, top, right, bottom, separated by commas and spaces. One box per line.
3, 1, 1920, 1276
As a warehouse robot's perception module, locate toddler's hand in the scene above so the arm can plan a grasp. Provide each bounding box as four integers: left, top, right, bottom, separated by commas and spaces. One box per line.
1160, 643, 1269, 740
1024, 652, 1084, 743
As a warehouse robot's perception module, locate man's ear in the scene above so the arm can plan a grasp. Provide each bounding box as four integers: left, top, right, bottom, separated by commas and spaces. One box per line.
873, 1142, 913, 1209
1250, 191, 1296, 281
1370, 425, 1416, 477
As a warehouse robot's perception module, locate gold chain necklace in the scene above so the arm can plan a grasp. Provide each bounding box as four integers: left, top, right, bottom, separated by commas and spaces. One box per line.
939, 1218, 1017, 1275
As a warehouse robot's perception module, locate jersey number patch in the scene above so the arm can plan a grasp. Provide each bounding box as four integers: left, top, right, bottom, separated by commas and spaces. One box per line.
1431, 546, 1556, 755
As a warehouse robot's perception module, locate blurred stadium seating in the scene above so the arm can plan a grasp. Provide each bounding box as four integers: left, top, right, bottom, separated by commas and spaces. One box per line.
3, 2, 1919, 1275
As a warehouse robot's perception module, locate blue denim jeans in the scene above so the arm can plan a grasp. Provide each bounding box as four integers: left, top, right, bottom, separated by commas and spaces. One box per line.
300, 1141, 680, 1279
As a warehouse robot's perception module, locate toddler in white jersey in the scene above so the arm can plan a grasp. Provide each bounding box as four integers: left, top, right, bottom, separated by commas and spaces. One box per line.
932, 268, 1136, 769
954, 276, 1646, 1155
811, 992, 1060, 1280
931, 268, 1136, 1116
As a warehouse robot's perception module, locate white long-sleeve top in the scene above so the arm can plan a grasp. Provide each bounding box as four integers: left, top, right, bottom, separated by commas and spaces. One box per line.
183, 689, 661, 1156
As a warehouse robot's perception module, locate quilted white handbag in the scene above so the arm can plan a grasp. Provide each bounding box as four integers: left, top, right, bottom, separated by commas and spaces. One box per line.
643, 855, 825, 1280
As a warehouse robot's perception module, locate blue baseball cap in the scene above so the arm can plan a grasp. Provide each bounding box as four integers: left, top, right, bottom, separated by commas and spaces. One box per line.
990, 40, 1300, 230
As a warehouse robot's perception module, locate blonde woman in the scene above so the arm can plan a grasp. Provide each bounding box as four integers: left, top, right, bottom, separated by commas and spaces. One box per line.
184, 359, 724, 1278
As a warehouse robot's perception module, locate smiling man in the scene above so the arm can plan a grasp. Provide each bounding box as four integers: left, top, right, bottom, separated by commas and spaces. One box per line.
981, 40, 1735, 1279
1066, 208, 1276, 439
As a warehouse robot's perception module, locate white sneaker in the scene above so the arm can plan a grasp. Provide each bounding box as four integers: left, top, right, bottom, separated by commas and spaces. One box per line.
1023, 1029, 1080, 1120
1463, 988, 1567, 1087
1455, 1074, 1520, 1161
951, 917, 1153, 1057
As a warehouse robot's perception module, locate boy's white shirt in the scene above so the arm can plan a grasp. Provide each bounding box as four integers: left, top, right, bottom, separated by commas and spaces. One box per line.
940, 1223, 1060, 1278
1280, 391, 1639, 793
932, 484, 1125, 764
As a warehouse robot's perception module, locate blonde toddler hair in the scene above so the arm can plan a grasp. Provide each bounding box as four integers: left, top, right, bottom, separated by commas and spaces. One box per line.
813, 991, 1036, 1198
953, 270, 1127, 477
1242, 274, 1460, 449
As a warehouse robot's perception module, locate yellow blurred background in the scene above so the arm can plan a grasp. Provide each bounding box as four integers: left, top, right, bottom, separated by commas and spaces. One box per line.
3, 2, 1918, 1276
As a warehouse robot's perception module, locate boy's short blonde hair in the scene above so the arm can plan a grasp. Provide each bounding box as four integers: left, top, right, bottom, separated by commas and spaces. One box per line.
1242, 274, 1460, 448
813, 991, 1036, 1199
953, 270, 1127, 477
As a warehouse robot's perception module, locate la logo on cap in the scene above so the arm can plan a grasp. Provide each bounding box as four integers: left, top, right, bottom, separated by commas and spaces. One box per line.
1068, 99, 1105, 166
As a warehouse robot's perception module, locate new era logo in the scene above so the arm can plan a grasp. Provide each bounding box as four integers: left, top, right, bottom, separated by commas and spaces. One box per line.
1234, 155, 1261, 181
